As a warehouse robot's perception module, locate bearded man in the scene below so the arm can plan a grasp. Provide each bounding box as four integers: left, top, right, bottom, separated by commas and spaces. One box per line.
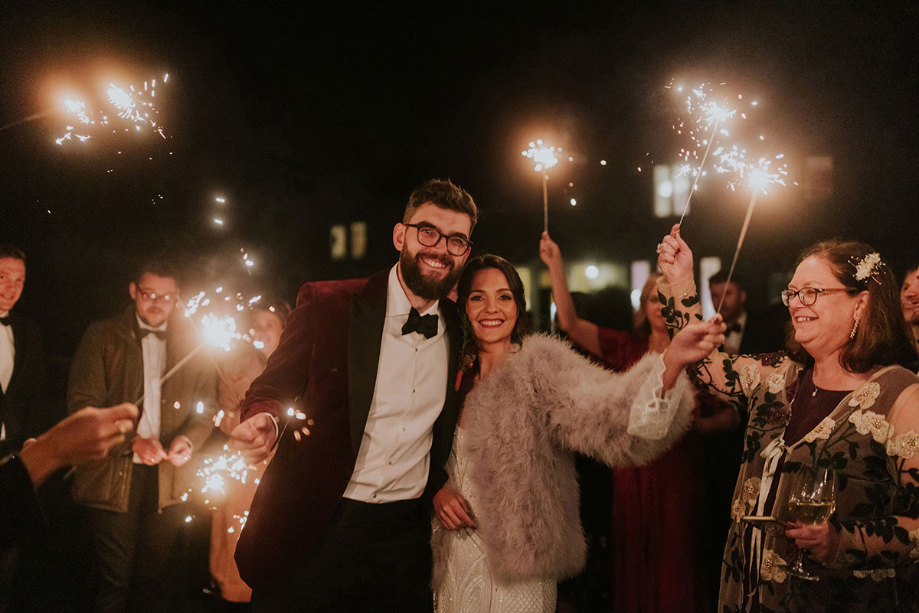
230, 179, 477, 612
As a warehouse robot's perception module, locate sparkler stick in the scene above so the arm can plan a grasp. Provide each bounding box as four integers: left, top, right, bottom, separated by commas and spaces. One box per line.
523, 140, 560, 233
716, 191, 759, 314
677, 120, 719, 225
0, 108, 58, 133
134, 343, 208, 406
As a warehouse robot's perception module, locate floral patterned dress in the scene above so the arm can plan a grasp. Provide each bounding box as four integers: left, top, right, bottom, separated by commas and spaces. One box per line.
659, 277, 919, 613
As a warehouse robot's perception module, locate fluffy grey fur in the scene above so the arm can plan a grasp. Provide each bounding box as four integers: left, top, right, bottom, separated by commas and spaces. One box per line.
432, 334, 695, 585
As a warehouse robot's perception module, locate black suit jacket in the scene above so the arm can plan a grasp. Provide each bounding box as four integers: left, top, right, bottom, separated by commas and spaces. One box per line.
235, 269, 462, 592
0, 314, 50, 455
738, 304, 789, 355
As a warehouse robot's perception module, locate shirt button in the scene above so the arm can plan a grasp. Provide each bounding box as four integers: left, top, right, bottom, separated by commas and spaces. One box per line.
412, 388, 416, 393
388, 460, 393, 465
371, 493, 377, 499
401, 427, 406, 432
415, 348, 419, 352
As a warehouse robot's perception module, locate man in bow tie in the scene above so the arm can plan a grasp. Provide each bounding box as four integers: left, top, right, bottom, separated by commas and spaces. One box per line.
67, 259, 216, 612
0, 244, 51, 612
231, 179, 476, 612
0, 245, 51, 460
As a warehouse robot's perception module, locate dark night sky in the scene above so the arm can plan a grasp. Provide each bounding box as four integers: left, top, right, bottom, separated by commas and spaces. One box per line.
1, 0, 918, 359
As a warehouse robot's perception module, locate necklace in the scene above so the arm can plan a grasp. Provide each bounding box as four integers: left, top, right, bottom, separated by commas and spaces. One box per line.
812, 386, 819, 398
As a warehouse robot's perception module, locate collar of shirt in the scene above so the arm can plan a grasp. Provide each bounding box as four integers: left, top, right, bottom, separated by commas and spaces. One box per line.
136, 314, 168, 334
727, 311, 747, 335
386, 264, 443, 335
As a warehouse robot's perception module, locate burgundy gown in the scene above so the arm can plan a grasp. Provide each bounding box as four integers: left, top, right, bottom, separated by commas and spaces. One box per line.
597, 327, 708, 613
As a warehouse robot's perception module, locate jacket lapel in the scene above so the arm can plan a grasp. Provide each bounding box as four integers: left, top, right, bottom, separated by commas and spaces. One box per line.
5, 315, 24, 395
430, 300, 462, 471
347, 271, 389, 458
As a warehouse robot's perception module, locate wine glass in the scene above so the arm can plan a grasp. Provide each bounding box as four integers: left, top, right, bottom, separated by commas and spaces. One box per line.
785, 465, 836, 581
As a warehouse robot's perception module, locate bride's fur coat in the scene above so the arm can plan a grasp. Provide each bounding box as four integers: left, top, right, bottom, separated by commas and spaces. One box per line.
431, 334, 695, 585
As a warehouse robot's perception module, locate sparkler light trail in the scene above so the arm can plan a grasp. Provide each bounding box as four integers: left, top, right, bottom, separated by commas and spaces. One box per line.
15, 73, 171, 145
522, 139, 561, 233
668, 81, 741, 224
716, 157, 789, 315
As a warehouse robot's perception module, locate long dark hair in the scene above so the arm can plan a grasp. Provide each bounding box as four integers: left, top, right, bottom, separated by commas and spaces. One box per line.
785, 240, 916, 372
456, 255, 529, 359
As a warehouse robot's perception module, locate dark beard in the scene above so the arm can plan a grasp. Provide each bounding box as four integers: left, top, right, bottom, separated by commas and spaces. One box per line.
399, 249, 463, 301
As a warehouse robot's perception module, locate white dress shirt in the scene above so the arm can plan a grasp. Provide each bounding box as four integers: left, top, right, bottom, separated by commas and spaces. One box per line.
134, 316, 167, 463
0, 313, 13, 441
723, 311, 748, 355
343, 265, 450, 503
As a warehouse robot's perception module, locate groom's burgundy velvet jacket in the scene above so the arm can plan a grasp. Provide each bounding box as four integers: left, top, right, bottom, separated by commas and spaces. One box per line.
235, 269, 462, 592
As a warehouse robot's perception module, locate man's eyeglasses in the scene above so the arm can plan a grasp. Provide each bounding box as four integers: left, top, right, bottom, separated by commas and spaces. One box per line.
138, 291, 176, 304
404, 224, 472, 256
780, 287, 856, 307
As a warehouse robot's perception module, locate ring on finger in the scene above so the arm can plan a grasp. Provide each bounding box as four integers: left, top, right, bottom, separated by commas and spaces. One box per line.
656, 243, 663, 254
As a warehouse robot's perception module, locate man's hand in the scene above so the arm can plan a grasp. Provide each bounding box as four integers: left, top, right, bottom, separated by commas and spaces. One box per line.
786, 521, 839, 565
133, 436, 168, 466
21, 404, 139, 487
433, 486, 476, 531
539, 232, 563, 271
657, 223, 694, 284
231, 412, 278, 464
166, 437, 193, 467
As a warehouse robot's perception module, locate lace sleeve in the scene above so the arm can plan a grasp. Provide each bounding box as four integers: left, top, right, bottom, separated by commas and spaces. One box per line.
627, 352, 691, 440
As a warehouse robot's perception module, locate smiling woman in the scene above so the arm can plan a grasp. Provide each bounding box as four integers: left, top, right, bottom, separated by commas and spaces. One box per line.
657, 225, 919, 613
431, 254, 726, 612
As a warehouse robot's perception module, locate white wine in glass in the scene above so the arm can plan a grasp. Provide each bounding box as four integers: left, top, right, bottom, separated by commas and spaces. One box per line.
785, 466, 836, 581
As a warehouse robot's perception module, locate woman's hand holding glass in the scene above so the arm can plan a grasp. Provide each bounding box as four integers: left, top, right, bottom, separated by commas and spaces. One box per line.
784, 466, 838, 579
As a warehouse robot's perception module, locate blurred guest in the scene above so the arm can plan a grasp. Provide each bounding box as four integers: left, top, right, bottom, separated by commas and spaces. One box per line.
209, 304, 288, 609
68, 258, 217, 613
708, 270, 785, 356
541, 233, 713, 612
659, 225, 919, 613
0, 244, 50, 613
1, 404, 138, 548
901, 265, 919, 355
0, 244, 51, 457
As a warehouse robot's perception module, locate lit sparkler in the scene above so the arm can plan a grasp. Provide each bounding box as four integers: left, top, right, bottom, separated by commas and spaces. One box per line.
53, 74, 168, 145
716, 156, 789, 314
197, 444, 251, 499
522, 139, 562, 233
671, 82, 740, 223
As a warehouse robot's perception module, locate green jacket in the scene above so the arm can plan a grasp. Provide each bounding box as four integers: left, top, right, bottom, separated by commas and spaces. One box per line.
67, 306, 217, 513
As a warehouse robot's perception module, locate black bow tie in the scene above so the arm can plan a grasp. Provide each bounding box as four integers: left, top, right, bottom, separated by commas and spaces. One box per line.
138, 328, 166, 341
402, 307, 439, 339
0, 316, 10, 327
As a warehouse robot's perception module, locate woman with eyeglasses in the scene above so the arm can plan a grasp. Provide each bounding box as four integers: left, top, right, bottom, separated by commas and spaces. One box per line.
657, 224, 919, 612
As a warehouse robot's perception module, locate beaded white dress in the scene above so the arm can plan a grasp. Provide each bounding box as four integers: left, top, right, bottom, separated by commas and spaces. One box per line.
433, 426, 556, 613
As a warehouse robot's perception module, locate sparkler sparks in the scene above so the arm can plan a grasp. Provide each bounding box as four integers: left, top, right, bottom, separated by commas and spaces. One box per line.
197, 444, 251, 498
522, 139, 560, 172
52, 73, 169, 145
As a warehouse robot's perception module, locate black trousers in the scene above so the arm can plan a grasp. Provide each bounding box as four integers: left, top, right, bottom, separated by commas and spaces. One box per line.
86, 463, 188, 613
251, 497, 434, 613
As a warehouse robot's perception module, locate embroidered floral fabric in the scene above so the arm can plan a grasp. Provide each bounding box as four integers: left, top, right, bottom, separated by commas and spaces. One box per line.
658, 277, 919, 613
